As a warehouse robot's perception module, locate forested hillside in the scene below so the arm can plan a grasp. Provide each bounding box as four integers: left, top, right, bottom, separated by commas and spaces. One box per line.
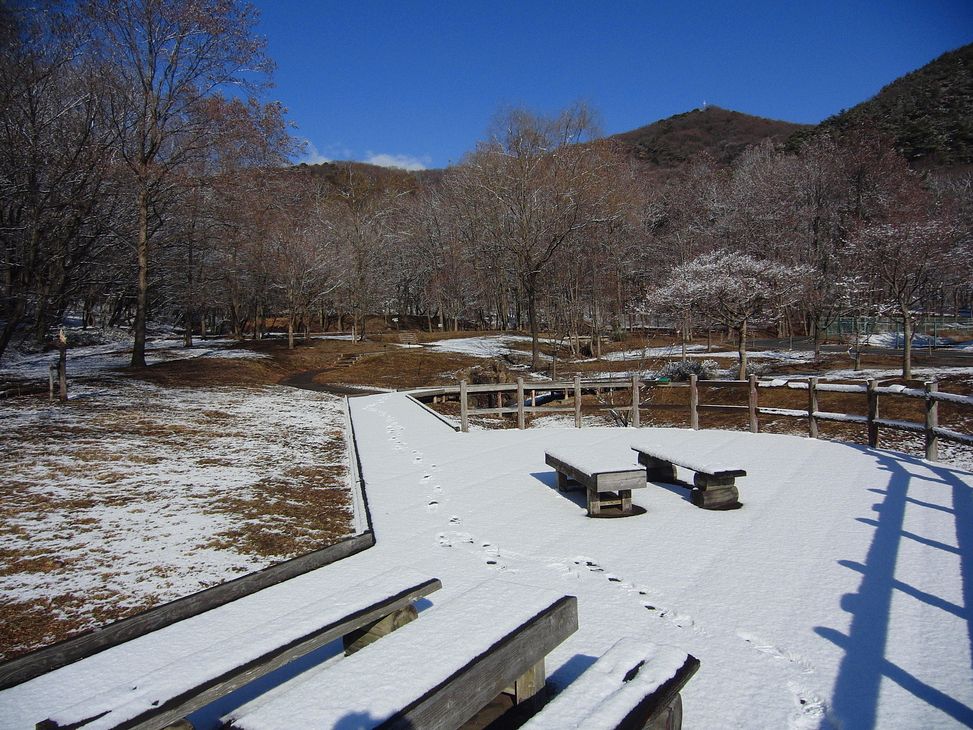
818, 43, 973, 168
609, 106, 809, 167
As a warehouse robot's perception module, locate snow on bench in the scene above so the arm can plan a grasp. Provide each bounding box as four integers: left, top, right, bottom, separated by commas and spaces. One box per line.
545, 448, 646, 517
630, 442, 745, 510
523, 637, 699, 730
37, 568, 441, 730
224, 580, 578, 730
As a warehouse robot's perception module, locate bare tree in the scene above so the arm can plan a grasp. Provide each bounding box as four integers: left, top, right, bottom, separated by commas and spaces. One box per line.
457, 104, 619, 368
0, 3, 117, 361
87, 0, 276, 366
851, 218, 954, 379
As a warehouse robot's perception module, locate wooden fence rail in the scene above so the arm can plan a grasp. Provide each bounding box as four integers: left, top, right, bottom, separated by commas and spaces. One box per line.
410, 375, 973, 462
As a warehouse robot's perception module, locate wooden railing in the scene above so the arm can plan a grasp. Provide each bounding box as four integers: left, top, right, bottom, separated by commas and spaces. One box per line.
410, 375, 973, 462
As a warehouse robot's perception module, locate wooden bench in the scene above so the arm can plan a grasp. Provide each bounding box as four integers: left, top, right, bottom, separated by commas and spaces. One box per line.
223, 581, 579, 730
545, 449, 646, 517
398, 331, 419, 346
37, 568, 441, 730
631, 442, 745, 510
523, 637, 699, 730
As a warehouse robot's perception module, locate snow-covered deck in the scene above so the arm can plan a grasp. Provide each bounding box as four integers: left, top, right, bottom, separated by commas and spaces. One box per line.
3, 391, 972, 729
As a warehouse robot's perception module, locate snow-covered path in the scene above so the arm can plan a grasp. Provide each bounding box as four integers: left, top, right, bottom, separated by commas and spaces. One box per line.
348, 393, 973, 729
2, 392, 971, 729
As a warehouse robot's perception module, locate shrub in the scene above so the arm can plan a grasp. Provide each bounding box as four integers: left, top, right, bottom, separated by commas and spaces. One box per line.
658, 359, 720, 381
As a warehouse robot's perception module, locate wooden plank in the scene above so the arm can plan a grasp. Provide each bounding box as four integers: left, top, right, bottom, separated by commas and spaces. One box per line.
697, 404, 748, 412
366, 596, 578, 729
544, 454, 595, 490
933, 426, 973, 446
596, 470, 646, 493
38, 577, 442, 730
631, 373, 640, 429
404, 395, 460, 433
1, 532, 376, 692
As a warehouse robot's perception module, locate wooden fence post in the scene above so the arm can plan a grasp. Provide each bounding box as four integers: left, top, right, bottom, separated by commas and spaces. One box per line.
808, 377, 819, 438
460, 380, 469, 433
867, 378, 879, 447
631, 373, 640, 428
925, 381, 939, 461
574, 375, 582, 428
48, 364, 55, 403
748, 374, 758, 433
517, 377, 525, 430
689, 374, 699, 430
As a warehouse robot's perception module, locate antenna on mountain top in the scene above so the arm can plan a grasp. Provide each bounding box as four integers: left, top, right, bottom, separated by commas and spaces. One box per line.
702, 100, 708, 110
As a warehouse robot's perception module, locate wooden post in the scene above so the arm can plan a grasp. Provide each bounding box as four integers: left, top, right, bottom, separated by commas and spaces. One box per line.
58, 348, 67, 402
631, 373, 640, 428
808, 377, 819, 438
517, 377, 525, 430
747, 374, 758, 433
460, 380, 469, 433
925, 381, 939, 461
574, 374, 582, 428
48, 364, 56, 403
866, 378, 879, 447
689, 374, 699, 430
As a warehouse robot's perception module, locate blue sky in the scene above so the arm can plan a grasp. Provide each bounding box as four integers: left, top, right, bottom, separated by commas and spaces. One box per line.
253, 1, 973, 170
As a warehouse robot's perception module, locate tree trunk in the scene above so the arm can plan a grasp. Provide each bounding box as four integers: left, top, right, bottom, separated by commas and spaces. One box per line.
287, 314, 294, 349
812, 314, 823, 359
737, 320, 748, 380
901, 304, 913, 380
526, 285, 540, 370
131, 185, 149, 367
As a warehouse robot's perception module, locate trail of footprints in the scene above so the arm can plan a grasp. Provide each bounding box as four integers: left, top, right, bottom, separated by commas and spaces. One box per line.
374, 397, 829, 727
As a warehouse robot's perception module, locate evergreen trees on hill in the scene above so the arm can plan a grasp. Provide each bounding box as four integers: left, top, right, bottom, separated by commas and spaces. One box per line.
820, 43, 973, 168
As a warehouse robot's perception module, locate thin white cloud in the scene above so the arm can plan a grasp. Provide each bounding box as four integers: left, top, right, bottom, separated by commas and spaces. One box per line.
299, 140, 331, 165
364, 152, 432, 171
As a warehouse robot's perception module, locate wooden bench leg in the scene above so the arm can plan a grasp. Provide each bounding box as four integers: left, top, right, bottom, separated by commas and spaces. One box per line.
343, 604, 419, 655
646, 692, 683, 730
691, 473, 740, 510
639, 454, 677, 483
556, 471, 570, 492
587, 486, 601, 516
620, 489, 632, 514
512, 658, 545, 704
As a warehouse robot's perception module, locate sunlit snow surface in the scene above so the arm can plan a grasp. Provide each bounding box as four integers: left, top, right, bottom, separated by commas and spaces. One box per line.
2, 392, 972, 729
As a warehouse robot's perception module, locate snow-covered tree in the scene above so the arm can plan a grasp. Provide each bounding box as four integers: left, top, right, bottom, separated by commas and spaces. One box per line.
648, 251, 809, 378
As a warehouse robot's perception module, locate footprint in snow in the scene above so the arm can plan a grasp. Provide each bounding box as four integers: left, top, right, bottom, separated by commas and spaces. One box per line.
448, 515, 462, 525
786, 682, 830, 729
426, 501, 439, 513
737, 631, 815, 673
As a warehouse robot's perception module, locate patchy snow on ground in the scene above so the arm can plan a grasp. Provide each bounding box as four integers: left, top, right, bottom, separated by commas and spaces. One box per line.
0, 337, 267, 381
4, 391, 971, 729
0, 379, 351, 659
862, 332, 951, 349
425, 335, 553, 360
